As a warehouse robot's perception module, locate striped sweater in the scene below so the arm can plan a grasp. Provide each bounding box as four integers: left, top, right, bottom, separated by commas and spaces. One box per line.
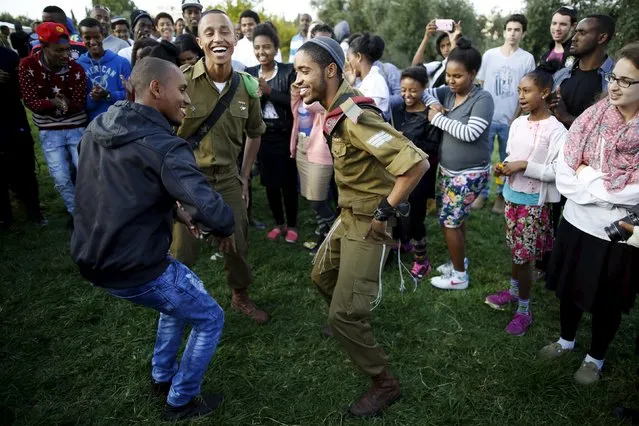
427, 85, 494, 171
19, 51, 87, 130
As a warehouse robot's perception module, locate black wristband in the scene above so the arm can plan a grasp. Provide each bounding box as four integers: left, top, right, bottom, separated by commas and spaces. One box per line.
373, 198, 395, 221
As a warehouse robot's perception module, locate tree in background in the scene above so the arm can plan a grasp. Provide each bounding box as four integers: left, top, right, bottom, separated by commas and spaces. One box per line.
0, 13, 33, 27
91, 0, 138, 18
210, 0, 299, 61
312, 0, 483, 67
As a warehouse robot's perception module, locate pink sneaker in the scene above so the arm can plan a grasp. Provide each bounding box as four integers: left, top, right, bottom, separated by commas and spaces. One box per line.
505, 312, 533, 336
410, 259, 432, 279
485, 290, 518, 311
266, 226, 285, 241
285, 228, 298, 243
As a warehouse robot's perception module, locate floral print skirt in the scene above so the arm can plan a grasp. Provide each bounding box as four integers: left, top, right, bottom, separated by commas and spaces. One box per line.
505, 201, 554, 265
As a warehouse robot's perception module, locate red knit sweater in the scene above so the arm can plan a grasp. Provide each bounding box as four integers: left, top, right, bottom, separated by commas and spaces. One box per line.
19, 50, 87, 130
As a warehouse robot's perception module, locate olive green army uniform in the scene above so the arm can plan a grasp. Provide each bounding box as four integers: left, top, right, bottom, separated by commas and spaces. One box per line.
170, 58, 266, 290
311, 81, 428, 376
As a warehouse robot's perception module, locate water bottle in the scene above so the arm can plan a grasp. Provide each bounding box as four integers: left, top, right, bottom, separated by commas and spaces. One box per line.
298, 104, 313, 136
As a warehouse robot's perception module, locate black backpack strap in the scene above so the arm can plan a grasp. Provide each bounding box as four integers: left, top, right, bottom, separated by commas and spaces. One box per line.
186, 72, 241, 149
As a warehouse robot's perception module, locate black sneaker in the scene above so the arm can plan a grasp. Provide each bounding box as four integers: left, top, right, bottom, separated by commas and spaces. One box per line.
151, 380, 171, 397
162, 393, 224, 421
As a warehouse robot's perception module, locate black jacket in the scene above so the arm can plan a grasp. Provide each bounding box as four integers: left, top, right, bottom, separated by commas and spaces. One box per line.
245, 62, 296, 142
70, 101, 235, 288
391, 104, 442, 155
537, 38, 573, 74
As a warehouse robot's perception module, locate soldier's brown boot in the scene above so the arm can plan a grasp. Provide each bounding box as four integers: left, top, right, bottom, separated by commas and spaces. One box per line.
231, 289, 269, 324
348, 369, 400, 417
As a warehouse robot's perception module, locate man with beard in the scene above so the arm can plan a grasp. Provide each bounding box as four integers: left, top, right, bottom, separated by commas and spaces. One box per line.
118, 10, 154, 64
173, 10, 269, 324
90, 5, 129, 53
294, 37, 429, 417
288, 13, 312, 62
77, 18, 131, 121
182, 0, 202, 36
71, 57, 236, 421
552, 14, 616, 128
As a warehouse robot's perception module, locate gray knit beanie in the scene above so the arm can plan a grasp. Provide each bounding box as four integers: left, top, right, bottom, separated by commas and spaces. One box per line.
304, 36, 345, 71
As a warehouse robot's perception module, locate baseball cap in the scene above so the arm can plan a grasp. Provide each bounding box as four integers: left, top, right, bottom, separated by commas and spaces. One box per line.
130, 10, 152, 29
181, 0, 203, 11
36, 22, 70, 44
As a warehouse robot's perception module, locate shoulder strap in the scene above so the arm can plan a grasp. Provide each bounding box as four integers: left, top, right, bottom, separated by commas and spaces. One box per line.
186, 72, 241, 149
323, 93, 382, 149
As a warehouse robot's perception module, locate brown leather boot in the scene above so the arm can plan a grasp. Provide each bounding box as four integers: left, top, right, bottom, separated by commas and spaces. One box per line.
348, 369, 400, 417
231, 289, 269, 324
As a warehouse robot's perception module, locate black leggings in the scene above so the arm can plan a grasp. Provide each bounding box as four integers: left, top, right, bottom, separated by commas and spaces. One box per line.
560, 297, 623, 360
265, 183, 298, 228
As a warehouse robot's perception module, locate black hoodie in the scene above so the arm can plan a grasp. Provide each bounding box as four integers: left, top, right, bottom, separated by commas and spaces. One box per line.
70, 101, 235, 288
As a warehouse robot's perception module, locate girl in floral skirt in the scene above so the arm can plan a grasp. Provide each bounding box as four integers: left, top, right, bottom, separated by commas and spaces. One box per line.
485, 70, 567, 336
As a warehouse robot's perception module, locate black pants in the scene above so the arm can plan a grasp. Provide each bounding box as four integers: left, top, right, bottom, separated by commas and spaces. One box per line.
0, 129, 41, 224
560, 297, 623, 360
265, 183, 298, 228
537, 196, 566, 272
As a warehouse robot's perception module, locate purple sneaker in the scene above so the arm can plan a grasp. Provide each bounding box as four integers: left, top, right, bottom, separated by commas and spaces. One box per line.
505, 312, 533, 336
485, 290, 518, 311
410, 259, 432, 280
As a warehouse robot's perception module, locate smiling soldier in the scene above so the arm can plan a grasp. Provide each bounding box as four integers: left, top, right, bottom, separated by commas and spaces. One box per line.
172, 9, 269, 324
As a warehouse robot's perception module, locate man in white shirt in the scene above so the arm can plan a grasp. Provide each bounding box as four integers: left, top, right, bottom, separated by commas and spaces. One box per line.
91, 6, 129, 53
475, 14, 536, 213
232, 9, 282, 68
288, 13, 311, 63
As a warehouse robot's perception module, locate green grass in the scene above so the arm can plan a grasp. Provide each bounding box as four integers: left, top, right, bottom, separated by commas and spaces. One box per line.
2, 127, 639, 425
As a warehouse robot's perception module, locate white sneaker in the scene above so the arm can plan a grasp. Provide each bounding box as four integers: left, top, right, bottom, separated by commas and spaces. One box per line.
436, 258, 469, 276
431, 271, 469, 290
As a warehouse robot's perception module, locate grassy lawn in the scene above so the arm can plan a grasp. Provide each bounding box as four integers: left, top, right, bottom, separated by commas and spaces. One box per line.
2, 126, 639, 425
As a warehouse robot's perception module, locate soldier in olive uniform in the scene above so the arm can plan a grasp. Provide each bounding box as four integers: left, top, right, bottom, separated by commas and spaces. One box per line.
171, 9, 269, 324
293, 37, 429, 417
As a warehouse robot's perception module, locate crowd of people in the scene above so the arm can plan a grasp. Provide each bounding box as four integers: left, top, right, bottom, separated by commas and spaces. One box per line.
1, 1, 639, 423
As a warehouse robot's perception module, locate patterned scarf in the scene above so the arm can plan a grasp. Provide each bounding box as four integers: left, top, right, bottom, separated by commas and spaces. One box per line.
564, 97, 639, 192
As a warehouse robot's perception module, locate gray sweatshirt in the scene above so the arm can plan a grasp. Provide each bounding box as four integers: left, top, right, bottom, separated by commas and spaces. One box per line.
430, 85, 494, 171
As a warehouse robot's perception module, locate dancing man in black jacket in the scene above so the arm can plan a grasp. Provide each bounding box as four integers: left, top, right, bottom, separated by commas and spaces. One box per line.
70, 57, 235, 422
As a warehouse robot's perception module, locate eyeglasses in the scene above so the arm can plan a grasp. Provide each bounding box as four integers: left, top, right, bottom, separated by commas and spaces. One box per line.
604, 73, 639, 89
94, 5, 111, 13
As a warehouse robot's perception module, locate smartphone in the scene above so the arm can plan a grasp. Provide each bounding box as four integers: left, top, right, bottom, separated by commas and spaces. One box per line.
435, 19, 454, 32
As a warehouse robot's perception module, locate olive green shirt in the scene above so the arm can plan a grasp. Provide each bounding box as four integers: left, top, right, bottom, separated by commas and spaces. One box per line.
328, 81, 428, 215
178, 58, 266, 169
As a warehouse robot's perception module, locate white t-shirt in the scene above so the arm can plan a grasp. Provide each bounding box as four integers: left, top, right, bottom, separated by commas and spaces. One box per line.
358, 65, 389, 114
232, 37, 283, 68
118, 45, 133, 64
478, 47, 535, 125
424, 58, 447, 88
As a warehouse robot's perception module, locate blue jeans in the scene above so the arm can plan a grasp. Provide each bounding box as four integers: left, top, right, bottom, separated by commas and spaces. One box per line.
39, 128, 83, 214
481, 122, 509, 197
106, 259, 224, 407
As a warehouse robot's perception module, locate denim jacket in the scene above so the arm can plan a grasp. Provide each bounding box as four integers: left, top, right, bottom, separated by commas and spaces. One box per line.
553, 55, 615, 91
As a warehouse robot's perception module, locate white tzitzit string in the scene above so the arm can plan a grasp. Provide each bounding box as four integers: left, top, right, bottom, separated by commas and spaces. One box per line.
370, 243, 386, 311
312, 217, 341, 273
397, 239, 418, 294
